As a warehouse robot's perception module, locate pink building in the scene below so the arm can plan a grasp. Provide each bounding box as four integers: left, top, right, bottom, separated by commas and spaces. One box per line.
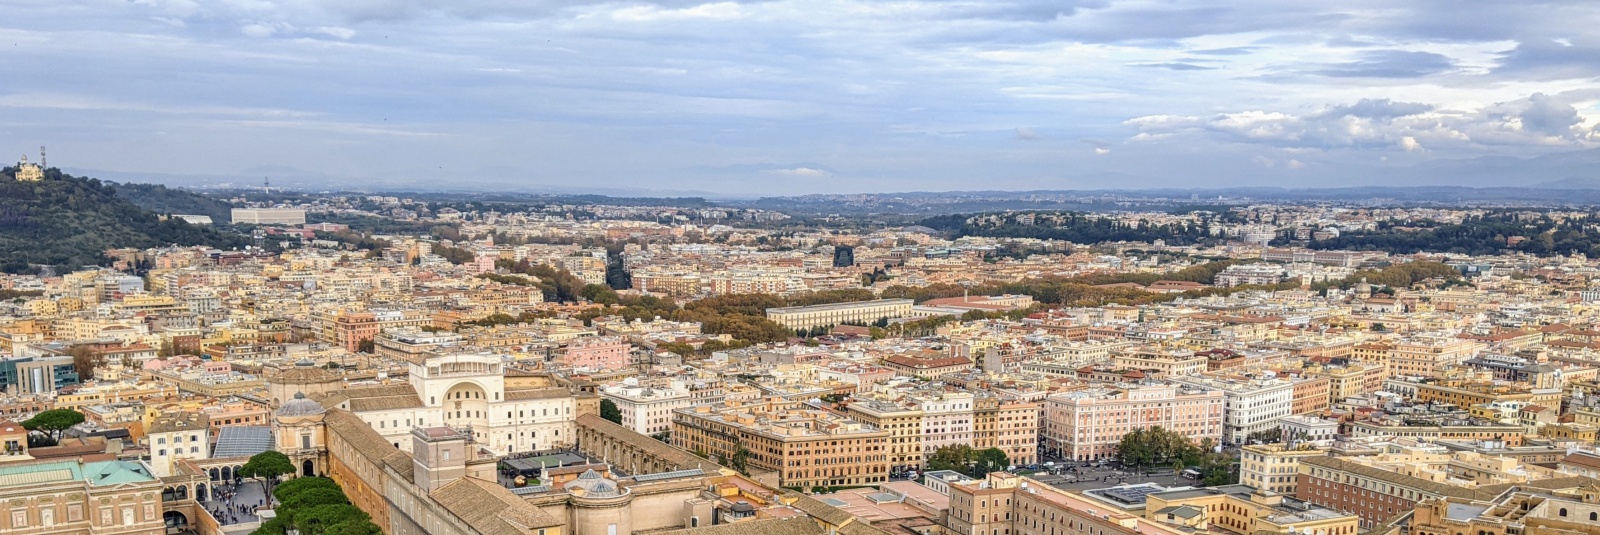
560, 337, 631, 371
1043, 383, 1223, 461
468, 254, 498, 274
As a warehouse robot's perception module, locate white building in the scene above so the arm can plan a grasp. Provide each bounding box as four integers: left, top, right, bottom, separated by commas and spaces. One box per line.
1171, 376, 1295, 445
231, 208, 307, 225
317, 353, 576, 455
910, 391, 974, 455
600, 378, 695, 436
1279, 414, 1341, 444
146, 412, 209, 477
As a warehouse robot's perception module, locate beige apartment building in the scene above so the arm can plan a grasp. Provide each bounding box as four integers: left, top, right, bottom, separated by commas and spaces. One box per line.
1043, 384, 1224, 461
1112, 347, 1208, 377
672, 397, 889, 489
765, 299, 914, 330
1240, 443, 1329, 496
973, 395, 1040, 466
845, 399, 924, 473
1390, 335, 1477, 377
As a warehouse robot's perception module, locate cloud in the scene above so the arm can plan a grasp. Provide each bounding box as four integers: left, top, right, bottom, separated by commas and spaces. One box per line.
1188, 46, 1259, 56
1125, 93, 1599, 152
1014, 127, 1040, 140
1286, 159, 1305, 169
1520, 93, 1580, 137
765, 167, 832, 177
1316, 99, 1434, 120
1131, 63, 1215, 71
1094, 147, 1110, 155
1309, 50, 1456, 78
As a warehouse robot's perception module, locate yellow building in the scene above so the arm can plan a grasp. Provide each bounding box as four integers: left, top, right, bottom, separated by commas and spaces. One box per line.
1240, 444, 1329, 496
13, 154, 43, 181
1541, 423, 1598, 442
1145, 485, 1360, 535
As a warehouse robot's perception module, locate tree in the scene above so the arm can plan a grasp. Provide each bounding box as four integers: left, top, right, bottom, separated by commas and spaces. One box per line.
240, 451, 295, 501
729, 446, 752, 474
972, 448, 1009, 477
274, 476, 342, 504
355, 338, 375, 354
580, 284, 620, 305
279, 487, 349, 511
599, 399, 622, 425
68, 345, 103, 378
22, 409, 85, 443
291, 503, 369, 535
927, 444, 976, 473
325, 520, 384, 535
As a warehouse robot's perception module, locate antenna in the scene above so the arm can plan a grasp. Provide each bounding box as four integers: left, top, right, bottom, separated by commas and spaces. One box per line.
39, 146, 45, 168
264, 176, 271, 195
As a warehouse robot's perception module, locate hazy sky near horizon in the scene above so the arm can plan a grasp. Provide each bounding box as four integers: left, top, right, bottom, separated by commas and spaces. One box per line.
3, 0, 1600, 195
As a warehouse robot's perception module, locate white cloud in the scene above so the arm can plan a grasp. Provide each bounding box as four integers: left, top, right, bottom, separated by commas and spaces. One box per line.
1286, 159, 1306, 169
766, 167, 832, 177
1094, 147, 1110, 155
1399, 136, 1424, 152
1015, 127, 1040, 140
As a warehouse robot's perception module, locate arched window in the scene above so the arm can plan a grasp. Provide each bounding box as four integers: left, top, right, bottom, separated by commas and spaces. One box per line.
1560, 508, 1568, 517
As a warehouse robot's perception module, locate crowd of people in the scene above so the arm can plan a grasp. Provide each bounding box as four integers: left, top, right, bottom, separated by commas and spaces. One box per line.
206, 481, 268, 526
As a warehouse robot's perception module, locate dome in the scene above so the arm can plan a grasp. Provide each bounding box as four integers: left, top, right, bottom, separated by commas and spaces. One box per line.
564, 470, 628, 499
277, 392, 327, 417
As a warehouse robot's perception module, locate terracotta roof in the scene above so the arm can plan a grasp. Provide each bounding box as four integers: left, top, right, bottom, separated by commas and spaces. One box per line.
504, 388, 571, 401
317, 384, 423, 412
323, 409, 401, 465
1562, 452, 1600, 471
430, 476, 564, 534
652, 517, 824, 535
576, 413, 729, 473
785, 491, 860, 527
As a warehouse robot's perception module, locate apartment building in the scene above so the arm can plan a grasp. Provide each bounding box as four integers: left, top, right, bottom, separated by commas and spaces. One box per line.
560, 336, 632, 371
1171, 376, 1295, 445
912, 391, 974, 456
765, 299, 914, 330
973, 395, 1040, 466
671, 397, 889, 489
1043, 384, 1224, 461
600, 379, 694, 436
1390, 335, 1477, 377
1112, 348, 1207, 377
1240, 443, 1329, 496
846, 399, 924, 473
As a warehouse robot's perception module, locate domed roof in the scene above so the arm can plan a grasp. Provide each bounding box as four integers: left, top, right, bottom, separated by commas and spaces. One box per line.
563, 469, 628, 498
277, 392, 327, 417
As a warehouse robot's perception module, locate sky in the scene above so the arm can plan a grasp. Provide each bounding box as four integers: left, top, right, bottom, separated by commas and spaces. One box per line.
3, 0, 1600, 196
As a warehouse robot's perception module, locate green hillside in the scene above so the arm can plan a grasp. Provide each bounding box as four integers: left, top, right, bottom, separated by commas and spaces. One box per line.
113, 182, 235, 223
0, 167, 250, 274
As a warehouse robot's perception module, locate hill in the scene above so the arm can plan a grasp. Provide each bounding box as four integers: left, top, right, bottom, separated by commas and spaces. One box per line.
112, 182, 235, 222
0, 167, 249, 274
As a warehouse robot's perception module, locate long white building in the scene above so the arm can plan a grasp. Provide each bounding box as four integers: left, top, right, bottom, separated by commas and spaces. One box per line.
765, 299, 914, 330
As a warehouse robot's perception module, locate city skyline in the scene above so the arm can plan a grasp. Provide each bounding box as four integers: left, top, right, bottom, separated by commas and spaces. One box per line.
3, 1, 1600, 194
